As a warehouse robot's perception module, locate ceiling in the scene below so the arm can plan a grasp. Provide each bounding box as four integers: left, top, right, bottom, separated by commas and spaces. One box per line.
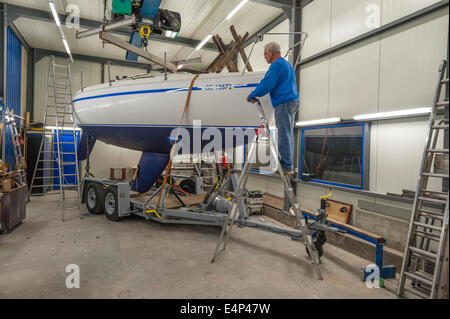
2, 0, 284, 71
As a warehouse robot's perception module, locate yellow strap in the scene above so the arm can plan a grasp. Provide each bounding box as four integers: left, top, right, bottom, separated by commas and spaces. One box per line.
146, 209, 162, 220
320, 189, 332, 199
157, 74, 200, 207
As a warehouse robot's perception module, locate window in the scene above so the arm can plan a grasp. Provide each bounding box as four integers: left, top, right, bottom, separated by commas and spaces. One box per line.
300, 123, 369, 190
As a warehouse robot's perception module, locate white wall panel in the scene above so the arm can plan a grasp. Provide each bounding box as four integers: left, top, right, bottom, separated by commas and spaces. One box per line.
331, 0, 381, 47
34, 56, 102, 122
298, 57, 330, 121
301, 0, 332, 59
378, 9, 448, 112
87, 140, 142, 179
374, 118, 443, 194
382, 0, 442, 25
328, 37, 380, 119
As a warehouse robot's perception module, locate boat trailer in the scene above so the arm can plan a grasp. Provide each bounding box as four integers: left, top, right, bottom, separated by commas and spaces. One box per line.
81, 172, 341, 259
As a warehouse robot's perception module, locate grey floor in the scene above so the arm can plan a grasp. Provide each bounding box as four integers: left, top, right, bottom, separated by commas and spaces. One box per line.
0, 192, 397, 299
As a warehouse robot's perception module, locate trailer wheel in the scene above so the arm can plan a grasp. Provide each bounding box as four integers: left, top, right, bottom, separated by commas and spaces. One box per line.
86, 183, 104, 215
179, 178, 195, 194
103, 186, 120, 221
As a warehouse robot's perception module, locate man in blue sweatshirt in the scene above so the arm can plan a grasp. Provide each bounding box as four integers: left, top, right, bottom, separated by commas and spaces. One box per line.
247, 41, 299, 175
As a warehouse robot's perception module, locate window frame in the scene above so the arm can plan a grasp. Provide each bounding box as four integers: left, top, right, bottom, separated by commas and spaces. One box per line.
299, 122, 370, 190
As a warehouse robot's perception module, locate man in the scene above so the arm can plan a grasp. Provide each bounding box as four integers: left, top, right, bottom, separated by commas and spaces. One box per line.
247, 41, 299, 175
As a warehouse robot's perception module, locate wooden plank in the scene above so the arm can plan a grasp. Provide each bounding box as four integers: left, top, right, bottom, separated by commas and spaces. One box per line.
132, 192, 206, 209
325, 199, 352, 224
230, 25, 253, 72
262, 192, 384, 242
213, 34, 234, 73
217, 36, 239, 72
213, 33, 249, 73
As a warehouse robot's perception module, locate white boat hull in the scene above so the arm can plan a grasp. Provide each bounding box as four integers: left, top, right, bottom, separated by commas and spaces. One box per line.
73, 72, 274, 154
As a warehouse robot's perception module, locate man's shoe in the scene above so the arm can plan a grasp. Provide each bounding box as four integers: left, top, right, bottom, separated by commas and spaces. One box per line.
282, 169, 295, 175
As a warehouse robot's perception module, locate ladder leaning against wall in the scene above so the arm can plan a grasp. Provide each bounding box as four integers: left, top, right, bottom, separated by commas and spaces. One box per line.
29, 56, 82, 221
397, 60, 449, 299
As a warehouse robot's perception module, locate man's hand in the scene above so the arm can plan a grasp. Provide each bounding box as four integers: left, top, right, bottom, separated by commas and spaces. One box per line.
246, 95, 251, 102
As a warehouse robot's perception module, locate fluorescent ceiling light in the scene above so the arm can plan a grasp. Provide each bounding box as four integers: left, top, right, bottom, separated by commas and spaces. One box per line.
296, 117, 342, 127
49, 1, 61, 27
353, 107, 432, 121
196, 34, 213, 51
62, 38, 71, 55
177, 64, 184, 70
227, 0, 248, 20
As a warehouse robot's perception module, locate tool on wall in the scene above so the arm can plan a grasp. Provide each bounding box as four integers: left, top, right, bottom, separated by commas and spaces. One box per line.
3, 108, 27, 186
397, 60, 449, 299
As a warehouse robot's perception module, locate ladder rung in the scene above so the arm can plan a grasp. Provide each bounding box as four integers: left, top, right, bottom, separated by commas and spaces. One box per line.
60, 152, 76, 155
403, 286, 431, 299
413, 221, 442, 232
44, 142, 76, 145
432, 125, 449, 129
436, 101, 449, 107
409, 247, 437, 259
426, 149, 448, 153
31, 184, 77, 188
418, 196, 447, 205
422, 172, 449, 178
412, 229, 442, 241
441, 78, 449, 84
420, 189, 448, 198
35, 167, 61, 170
417, 209, 444, 220
54, 64, 69, 68
47, 105, 69, 108
404, 271, 433, 287
52, 73, 69, 77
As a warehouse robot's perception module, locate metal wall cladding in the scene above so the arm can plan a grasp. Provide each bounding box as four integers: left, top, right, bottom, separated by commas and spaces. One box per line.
4, 27, 22, 167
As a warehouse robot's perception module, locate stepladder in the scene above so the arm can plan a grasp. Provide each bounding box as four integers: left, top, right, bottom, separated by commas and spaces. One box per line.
3, 108, 27, 186
29, 56, 82, 221
210, 98, 323, 280
397, 60, 449, 299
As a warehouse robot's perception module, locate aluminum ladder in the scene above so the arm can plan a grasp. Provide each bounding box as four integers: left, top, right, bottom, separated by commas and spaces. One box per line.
397, 60, 449, 299
210, 98, 323, 280
4, 108, 27, 186
29, 56, 82, 221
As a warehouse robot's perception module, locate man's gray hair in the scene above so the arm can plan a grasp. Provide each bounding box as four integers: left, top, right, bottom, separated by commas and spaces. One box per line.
264, 41, 281, 54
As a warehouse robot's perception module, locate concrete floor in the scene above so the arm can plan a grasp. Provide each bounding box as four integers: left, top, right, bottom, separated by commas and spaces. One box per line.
0, 193, 397, 299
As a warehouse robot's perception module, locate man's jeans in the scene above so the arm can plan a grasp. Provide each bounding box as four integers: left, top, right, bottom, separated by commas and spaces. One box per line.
274, 99, 299, 170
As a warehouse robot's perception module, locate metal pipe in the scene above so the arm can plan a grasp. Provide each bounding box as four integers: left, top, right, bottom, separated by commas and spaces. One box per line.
107, 60, 111, 86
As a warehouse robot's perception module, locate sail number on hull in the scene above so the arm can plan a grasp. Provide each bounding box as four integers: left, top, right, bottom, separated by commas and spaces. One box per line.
205, 84, 233, 91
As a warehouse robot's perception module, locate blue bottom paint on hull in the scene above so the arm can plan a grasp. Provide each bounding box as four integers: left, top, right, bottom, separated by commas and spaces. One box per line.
79, 125, 258, 154
130, 152, 169, 193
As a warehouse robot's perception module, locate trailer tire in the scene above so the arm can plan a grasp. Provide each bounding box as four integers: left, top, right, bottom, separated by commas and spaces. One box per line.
86, 182, 104, 215
179, 178, 195, 194
103, 186, 120, 221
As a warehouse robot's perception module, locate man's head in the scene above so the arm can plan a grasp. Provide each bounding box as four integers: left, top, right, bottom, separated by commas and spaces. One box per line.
264, 42, 281, 64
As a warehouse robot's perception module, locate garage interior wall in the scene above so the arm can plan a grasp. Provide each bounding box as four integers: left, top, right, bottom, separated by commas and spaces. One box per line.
33, 56, 145, 179
242, 1, 449, 215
